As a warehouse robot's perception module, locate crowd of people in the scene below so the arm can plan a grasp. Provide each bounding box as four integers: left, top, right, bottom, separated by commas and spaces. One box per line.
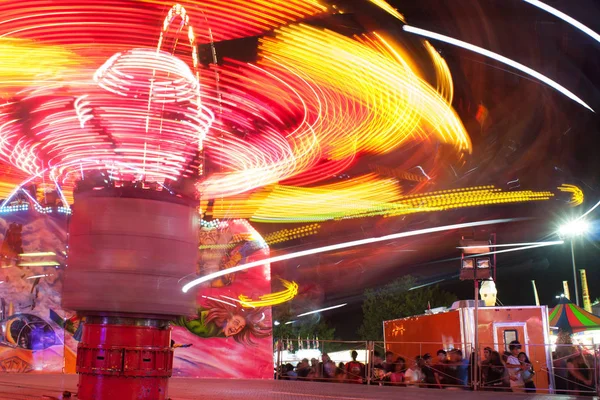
277, 340, 582, 392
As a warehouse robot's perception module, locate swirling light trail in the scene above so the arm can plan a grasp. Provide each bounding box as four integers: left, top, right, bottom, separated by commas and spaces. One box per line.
522, 0, 600, 44
197, 26, 472, 198
203, 184, 553, 222
238, 279, 299, 308
182, 217, 530, 292
403, 25, 594, 112
557, 184, 584, 206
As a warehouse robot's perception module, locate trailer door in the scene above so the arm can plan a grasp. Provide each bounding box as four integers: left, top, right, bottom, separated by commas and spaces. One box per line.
492, 322, 527, 353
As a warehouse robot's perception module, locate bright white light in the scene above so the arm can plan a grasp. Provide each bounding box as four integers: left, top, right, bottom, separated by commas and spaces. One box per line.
558, 220, 589, 237
274, 321, 280, 326
403, 25, 594, 112
26, 274, 49, 279
522, 0, 600, 44
200, 295, 236, 307
285, 320, 295, 325
297, 303, 347, 317
409, 279, 445, 291
466, 240, 564, 258
181, 217, 529, 292
458, 241, 561, 249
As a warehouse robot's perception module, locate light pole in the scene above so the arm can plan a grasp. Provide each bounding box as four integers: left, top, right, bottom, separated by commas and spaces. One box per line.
558, 219, 589, 307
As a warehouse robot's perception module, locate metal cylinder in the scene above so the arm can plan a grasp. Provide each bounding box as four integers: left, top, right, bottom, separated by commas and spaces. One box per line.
76, 316, 172, 400
62, 187, 199, 399
62, 188, 199, 316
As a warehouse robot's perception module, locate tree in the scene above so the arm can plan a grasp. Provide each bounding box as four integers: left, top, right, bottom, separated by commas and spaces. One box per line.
272, 303, 336, 341
358, 275, 457, 341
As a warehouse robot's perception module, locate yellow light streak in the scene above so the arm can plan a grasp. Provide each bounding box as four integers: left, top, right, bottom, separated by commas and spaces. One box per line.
367, 0, 405, 22
262, 224, 321, 245
259, 25, 472, 160
238, 279, 299, 307
18, 261, 60, 267
19, 252, 56, 257
203, 184, 555, 223
423, 41, 454, 103
557, 184, 584, 206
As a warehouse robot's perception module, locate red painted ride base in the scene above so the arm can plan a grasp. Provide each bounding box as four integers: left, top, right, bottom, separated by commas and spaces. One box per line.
76, 316, 173, 400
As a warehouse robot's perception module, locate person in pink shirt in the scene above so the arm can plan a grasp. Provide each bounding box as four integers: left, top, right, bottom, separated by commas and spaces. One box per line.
390, 357, 406, 385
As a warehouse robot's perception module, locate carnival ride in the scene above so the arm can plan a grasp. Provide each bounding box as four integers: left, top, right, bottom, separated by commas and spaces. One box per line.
0, 0, 589, 398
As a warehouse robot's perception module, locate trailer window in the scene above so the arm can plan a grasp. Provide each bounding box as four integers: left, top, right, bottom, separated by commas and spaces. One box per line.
504, 330, 518, 351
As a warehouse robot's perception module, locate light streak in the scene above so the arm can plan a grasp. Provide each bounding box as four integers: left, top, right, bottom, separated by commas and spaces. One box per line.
557, 184, 584, 206
297, 303, 347, 317
182, 217, 529, 292
464, 240, 564, 258
19, 262, 60, 267
19, 252, 56, 257
25, 274, 51, 279
206, 184, 552, 222
578, 200, 600, 221
200, 295, 236, 308
262, 224, 321, 245
21, 188, 42, 209
409, 278, 445, 291
368, 0, 405, 22
238, 279, 298, 308
0, 5, 471, 206
522, 0, 600, 44
458, 240, 564, 249
51, 175, 71, 211
403, 25, 594, 112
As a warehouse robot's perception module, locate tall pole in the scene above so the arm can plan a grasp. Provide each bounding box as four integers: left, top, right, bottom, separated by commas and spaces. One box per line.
473, 279, 479, 391
531, 280, 540, 306
570, 240, 580, 306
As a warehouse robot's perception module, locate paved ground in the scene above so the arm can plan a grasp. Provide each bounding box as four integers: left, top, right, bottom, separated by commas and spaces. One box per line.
0, 374, 592, 400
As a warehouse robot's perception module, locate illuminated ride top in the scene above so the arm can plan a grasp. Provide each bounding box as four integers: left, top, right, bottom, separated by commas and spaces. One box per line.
0, 0, 474, 207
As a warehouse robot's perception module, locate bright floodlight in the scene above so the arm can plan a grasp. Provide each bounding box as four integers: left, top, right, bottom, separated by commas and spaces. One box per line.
558, 220, 589, 237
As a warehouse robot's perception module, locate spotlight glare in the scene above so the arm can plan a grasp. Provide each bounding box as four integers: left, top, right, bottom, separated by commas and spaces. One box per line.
558, 220, 589, 237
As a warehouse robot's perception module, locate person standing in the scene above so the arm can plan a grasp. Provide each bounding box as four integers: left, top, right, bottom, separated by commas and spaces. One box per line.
404, 356, 425, 386
518, 352, 536, 392
506, 341, 525, 392
390, 357, 406, 385
345, 350, 365, 384
566, 352, 593, 395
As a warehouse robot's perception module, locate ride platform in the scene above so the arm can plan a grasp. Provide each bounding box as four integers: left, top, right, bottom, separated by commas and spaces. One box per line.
0, 374, 588, 400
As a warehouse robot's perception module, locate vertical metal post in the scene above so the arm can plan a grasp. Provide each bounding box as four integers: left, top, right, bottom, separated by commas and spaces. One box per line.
491, 233, 497, 281
571, 240, 580, 306
594, 341, 598, 396
276, 339, 281, 380
366, 341, 372, 385
531, 280, 540, 306
473, 279, 479, 391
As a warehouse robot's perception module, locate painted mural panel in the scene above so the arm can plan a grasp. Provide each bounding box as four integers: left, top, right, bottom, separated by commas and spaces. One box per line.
0, 212, 69, 373
0, 212, 273, 378
172, 219, 273, 379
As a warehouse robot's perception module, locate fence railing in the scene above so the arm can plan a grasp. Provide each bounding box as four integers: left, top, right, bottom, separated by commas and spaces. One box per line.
274, 339, 600, 395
